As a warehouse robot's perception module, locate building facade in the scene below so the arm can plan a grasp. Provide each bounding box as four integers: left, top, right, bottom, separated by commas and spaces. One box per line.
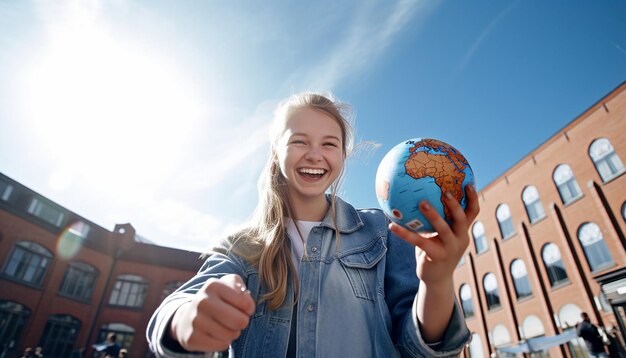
0, 173, 204, 358
456, 82, 626, 357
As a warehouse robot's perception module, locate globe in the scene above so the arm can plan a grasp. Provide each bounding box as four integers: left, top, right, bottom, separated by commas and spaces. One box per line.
375, 138, 475, 233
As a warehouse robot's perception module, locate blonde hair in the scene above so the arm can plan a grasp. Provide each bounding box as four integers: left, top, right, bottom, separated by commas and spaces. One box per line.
231, 92, 353, 310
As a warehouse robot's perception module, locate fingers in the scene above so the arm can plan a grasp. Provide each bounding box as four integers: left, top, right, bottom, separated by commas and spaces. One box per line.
172, 274, 256, 352
422, 199, 455, 241
389, 221, 446, 260
402, 186, 476, 251
198, 287, 252, 332
213, 274, 256, 316
442, 191, 468, 238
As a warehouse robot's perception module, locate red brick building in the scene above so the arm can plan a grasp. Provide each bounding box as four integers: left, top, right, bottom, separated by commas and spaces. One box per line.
456, 82, 626, 357
0, 174, 204, 358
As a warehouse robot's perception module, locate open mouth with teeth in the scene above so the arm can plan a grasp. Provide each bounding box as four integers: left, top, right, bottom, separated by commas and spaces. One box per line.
298, 168, 327, 181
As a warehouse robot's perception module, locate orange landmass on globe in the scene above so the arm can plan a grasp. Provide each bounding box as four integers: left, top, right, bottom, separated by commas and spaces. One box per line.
405, 139, 468, 219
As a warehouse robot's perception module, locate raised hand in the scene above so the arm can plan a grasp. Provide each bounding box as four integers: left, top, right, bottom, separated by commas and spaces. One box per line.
168, 274, 256, 352
389, 184, 479, 285
389, 184, 479, 342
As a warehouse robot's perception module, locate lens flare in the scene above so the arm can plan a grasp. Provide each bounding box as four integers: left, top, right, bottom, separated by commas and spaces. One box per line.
56, 221, 88, 260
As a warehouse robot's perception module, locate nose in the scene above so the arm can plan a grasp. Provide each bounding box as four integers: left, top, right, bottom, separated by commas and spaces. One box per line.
305, 146, 323, 162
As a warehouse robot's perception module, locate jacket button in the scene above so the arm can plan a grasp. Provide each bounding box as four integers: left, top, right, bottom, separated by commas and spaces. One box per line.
312, 228, 318, 233
307, 304, 315, 312
311, 246, 318, 252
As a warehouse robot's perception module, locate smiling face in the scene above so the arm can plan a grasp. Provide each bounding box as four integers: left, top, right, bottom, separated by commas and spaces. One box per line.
276, 107, 345, 209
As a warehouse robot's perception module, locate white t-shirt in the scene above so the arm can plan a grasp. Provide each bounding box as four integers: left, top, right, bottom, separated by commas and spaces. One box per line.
286, 218, 321, 273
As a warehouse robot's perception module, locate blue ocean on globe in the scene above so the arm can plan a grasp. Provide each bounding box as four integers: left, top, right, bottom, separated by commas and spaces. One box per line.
375, 138, 475, 233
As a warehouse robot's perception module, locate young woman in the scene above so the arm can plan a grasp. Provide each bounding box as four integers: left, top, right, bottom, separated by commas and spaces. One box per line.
147, 93, 479, 357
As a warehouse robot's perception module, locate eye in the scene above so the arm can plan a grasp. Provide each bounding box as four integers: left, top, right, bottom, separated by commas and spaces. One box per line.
324, 142, 339, 147
290, 139, 305, 145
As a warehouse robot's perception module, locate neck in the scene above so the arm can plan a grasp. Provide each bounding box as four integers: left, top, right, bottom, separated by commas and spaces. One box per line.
289, 194, 329, 221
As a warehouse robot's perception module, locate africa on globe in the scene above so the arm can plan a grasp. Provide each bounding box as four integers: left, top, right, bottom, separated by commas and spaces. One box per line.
375, 138, 475, 233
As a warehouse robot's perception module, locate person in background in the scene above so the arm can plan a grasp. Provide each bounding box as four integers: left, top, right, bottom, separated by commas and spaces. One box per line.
147, 92, 479, 357
20, 347, 34, 358
577, 312, 609, 358
118, 348, 128, 358
102, 333, 121, 358
607, 326, 626, 358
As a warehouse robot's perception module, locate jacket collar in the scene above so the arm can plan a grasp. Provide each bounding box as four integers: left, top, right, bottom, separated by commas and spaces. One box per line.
320, 195, 364, 234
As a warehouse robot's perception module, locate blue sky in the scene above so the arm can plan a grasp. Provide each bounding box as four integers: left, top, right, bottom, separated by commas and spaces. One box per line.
0, 1, 624, 253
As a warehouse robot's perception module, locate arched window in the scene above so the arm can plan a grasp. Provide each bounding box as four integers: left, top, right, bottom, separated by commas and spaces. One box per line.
558, 303, 583, 329
2, 241, 52, 287
542, 243, 569, 286
522, 186, 546, 223
496, 204, 515, 239
589, 138, 625, 182
459, 284, 474, 318
558, 304, 588, 353
39, 314, 81, 358
468, 333, 485, 358
553, 164, 583, 205
491, 324, 512, 348
472, 221, 488, 254
109, 274, 148, 308
510, 259, 532, 299
97, 323, 135, 352
483, 273, 501, 310
59, 261, 99, 301
0, 300, 31, 357
578, 222, 614, 271
522, 315, 545, 339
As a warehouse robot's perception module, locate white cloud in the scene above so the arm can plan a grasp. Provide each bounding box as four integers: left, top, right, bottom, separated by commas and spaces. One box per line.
139, 199, 243, 253
292, 0, 435, 91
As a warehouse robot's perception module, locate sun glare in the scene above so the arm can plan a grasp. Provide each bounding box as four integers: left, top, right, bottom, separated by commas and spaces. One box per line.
17, 3, 204, 203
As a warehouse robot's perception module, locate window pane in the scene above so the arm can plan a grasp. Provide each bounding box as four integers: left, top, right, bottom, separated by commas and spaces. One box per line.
578, 223, 614, 271
483, 273, 501, 309
554, 165, 583, 204
2, 242, 52, 287
511, 259, 532, 298
109, 275, 148, 308
59, 263, 97, 301
0, 301, 31, 354
3, 248, 24, 276
497, 204, 516, 238
590, 138, 625, 182
27, 198, 66, 227
554, 164, 574, 184
542, 243, 569, 286
0, 181, 13, 201
460, 284, 474, 318
472, 222, 488, 253
492, 324, 512, 347
523, 187, 546, 223
39, 315, 81, 358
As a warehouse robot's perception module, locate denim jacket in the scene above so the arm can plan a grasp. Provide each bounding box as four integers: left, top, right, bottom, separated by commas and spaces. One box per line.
147, 196, 470, 357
